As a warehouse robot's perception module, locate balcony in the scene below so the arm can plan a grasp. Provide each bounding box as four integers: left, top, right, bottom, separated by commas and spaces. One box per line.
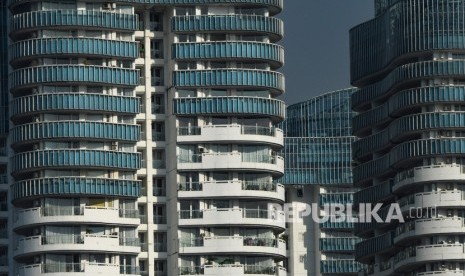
18, 263, 139, 276
393, 165, 465, 192
394, 244, 465, 271
177, 153, 284, 175
395, 217, 465, 243
15, 234, 140, 257
179, 265, 287, 276
14, 207, 140, 229
177, 125, 283, 146
399, 191, 465, 213
178, 208, 285, 230
178, 181, 284, 201
179, 236, 286, 257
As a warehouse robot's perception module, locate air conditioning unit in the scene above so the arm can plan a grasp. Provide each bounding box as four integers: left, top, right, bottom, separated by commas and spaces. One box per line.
111, 141, 118, 150
32, 88, 38, 94
444, 105, 452, 111
103, 2, 116, 9
34, 116, 40, 122
198, 146, 206, 153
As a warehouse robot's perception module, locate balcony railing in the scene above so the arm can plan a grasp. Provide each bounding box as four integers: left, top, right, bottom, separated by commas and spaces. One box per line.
151, 105, 165, 114
177, 125, 279, 137
178, 181, 277, 192
154, 242, 167, 252
179, 265, 280, 275
177, 153, 282, 164
153, 215, 167, 224
120, 265, 140, 275
179, 208, 275, 220
152, 132, 165, 141
153, 160, 166, 169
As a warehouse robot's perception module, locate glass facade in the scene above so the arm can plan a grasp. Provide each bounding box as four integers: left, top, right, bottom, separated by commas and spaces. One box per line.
351, 1, 465, 275
281, 88, 362, 275
282, 89, 356, 185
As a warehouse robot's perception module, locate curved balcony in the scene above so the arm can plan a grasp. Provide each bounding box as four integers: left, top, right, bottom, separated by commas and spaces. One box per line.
177, 125, 283, 146
178, 181, 284, 201
355, 139, 465, 185
11, 94, 140, 120
11, 121, 140, 146
171, 15, 283, 42
17, 262, 139, 276
393, 164, 465, 193
399, 191, 465, 214
11, 149, 141, 175
11, 10, 138, 37
10, 38, 138, 64
352, 60, 465, 111
173, 69, 285, 94
179, 236, 286, 257
352, 105, 390, 136
355, 232, 394, 261
11, 177, 140, 203
389, 86, 465, 117
173, 42, 284, 68
390, 112, 465, 143
179, 264, 287, 276
9, 0, 284, 15
394, 244, 465, 272
351, 1, 465, 85
173, 97, 286, 122
363, 261, 394, 276
177, 153, 284, 175
394, 217, 465, 244
10, 65, 139, 91
353, 180, 393, 205
178, 208, 285, 230
353, 130, 390, 160
417, 271, 465, 276
14, 235, 140, 257
13, 207, 140, 230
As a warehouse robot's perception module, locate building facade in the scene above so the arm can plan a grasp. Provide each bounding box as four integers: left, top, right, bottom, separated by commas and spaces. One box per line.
281, 88, 363, 276
351, 0, 465, 275
5, 0, 286, 276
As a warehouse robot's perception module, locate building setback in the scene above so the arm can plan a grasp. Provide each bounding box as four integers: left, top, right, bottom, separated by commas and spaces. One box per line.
352, 1, 465, 275
281, 88, 363, 275
5, 0, 286, 275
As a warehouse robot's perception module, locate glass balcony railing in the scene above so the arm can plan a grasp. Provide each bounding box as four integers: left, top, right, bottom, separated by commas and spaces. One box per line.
120, 265, 140, 275
119, 237, 140, 247
153, 215, 167, 224
153, 160, 166, 169
152, 132, 165, 141
177, 181, 277, 192
177, 153, 282, 164
177, 125, 279, 137
179, 208, 276, 220
154, 242, 167, 252
151, 105, 165, 114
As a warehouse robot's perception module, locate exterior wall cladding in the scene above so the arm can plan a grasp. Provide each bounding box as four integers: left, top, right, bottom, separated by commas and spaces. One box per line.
352, 0, 465, 275
281, 88, 364, 275
5, 0, 286, 276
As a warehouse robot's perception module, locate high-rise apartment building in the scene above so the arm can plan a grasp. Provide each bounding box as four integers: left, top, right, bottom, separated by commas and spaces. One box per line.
352, 1, 465, 275
281, 88, 363, 276
5, 0, 286, 275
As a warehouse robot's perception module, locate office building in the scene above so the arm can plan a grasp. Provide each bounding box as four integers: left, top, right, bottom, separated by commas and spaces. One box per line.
351, 0, 465, 275
6, 0, 286, 275
282, 88, 363, 275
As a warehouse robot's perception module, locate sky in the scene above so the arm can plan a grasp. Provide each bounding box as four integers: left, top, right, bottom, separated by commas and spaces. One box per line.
279, 1, 375, 105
